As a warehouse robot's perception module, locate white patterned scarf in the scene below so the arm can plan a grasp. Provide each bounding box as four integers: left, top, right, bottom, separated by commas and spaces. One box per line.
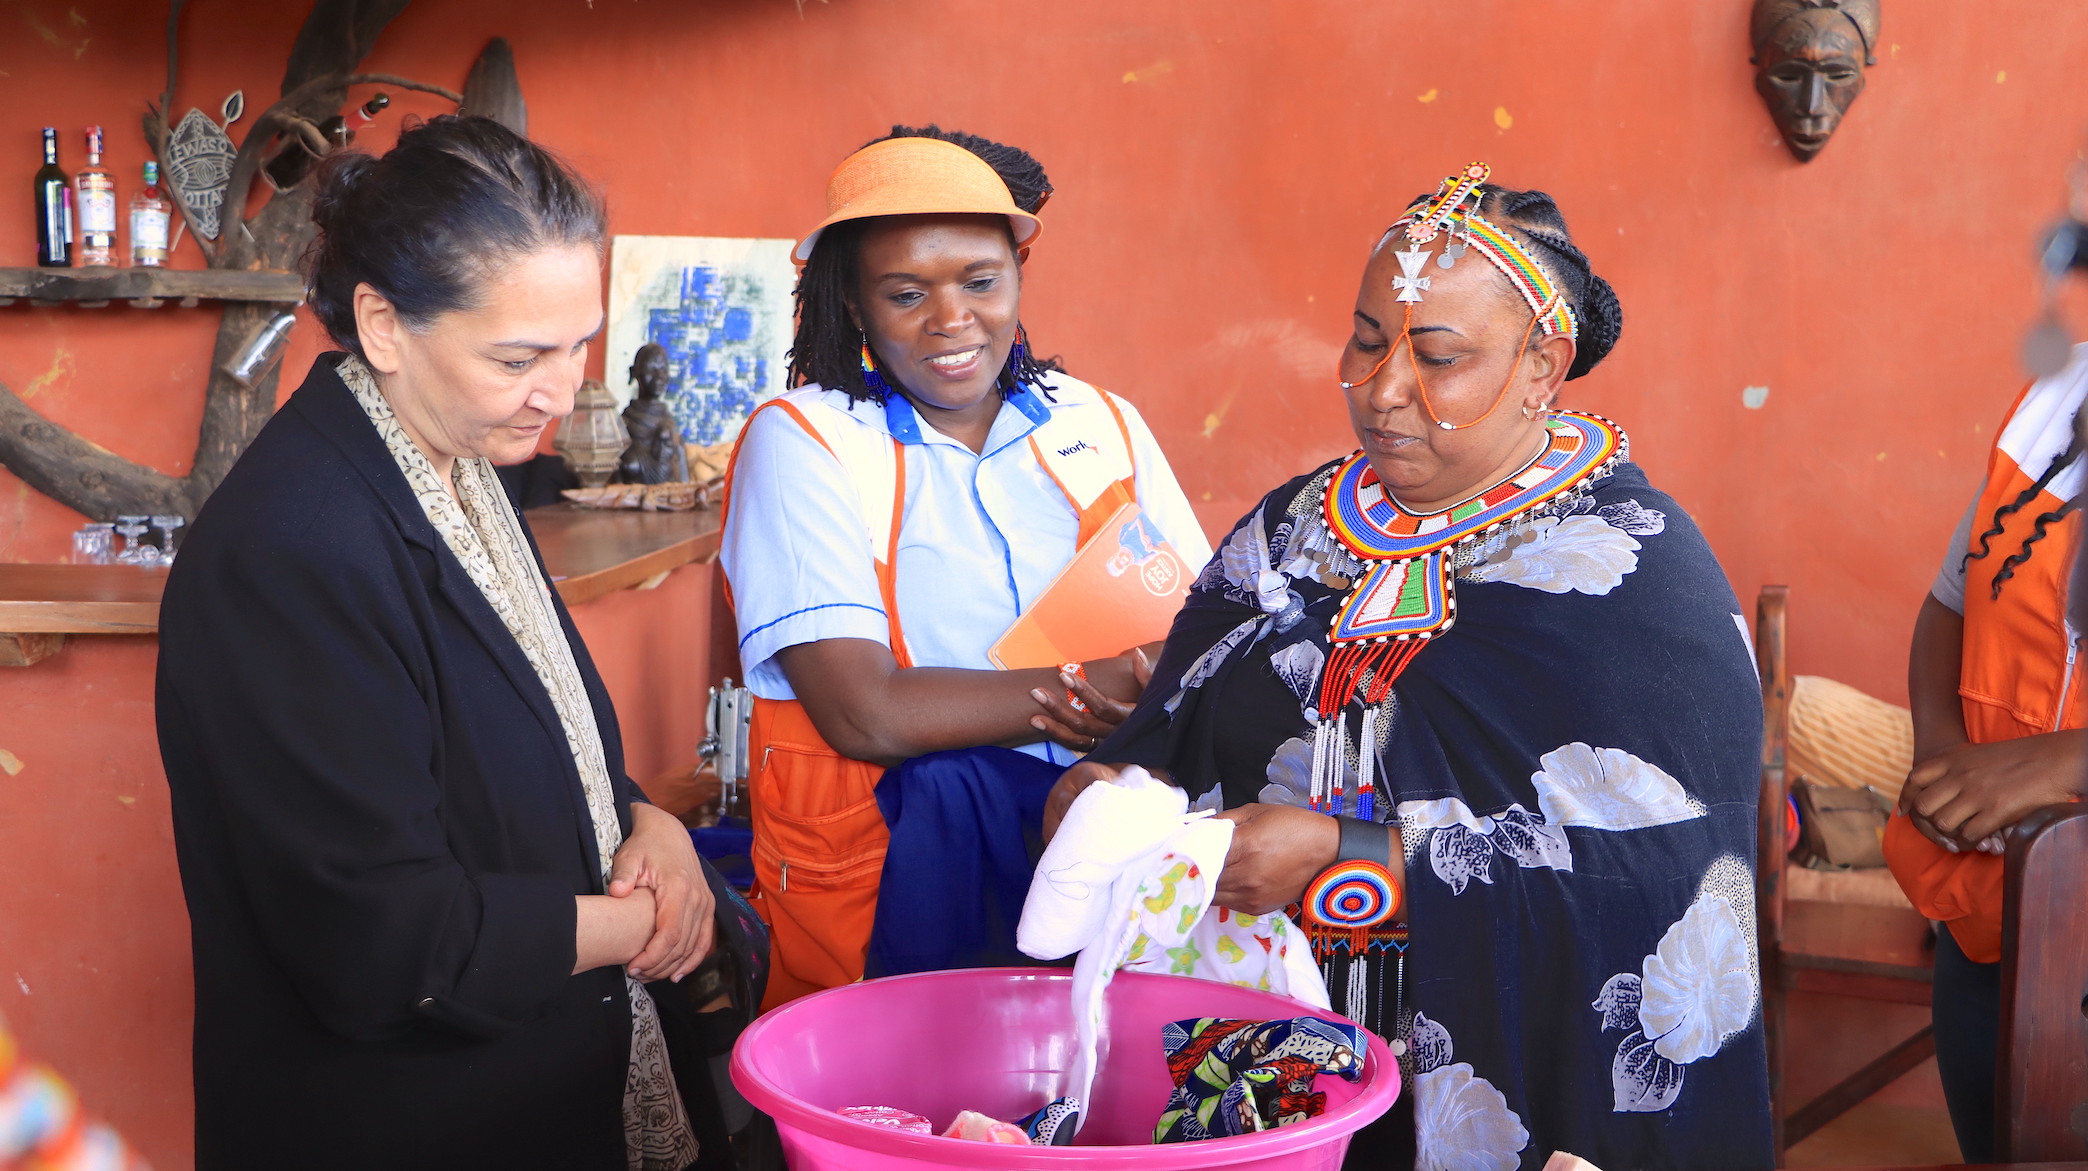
340, 356, 699, 1171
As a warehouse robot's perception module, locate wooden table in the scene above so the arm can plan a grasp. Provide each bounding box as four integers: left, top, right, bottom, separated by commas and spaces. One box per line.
0, 503, 721, 665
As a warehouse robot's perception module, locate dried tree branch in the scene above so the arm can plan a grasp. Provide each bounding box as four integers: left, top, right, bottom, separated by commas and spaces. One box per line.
161, 0, 186, 125
146, 0, 218, 265
0, 380, 191, 519
224, 72, 463, 240
284, 115, 330, 155
0, 0, 435, 522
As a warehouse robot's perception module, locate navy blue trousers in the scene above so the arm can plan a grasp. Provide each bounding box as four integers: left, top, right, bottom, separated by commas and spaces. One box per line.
1932, 926, 2001, 1162
865, 746, 1062, 978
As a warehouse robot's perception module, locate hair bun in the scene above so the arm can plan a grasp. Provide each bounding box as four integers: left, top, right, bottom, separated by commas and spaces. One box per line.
1567, 272, 1622, 381
297, 115, 603, 361
308, 151, 376, 236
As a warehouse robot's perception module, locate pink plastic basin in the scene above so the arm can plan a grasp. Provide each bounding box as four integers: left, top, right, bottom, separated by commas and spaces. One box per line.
730, 968, 1399, 1170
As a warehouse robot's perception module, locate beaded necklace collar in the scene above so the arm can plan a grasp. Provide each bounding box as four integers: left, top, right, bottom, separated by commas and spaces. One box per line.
1303, 410, 1626, 821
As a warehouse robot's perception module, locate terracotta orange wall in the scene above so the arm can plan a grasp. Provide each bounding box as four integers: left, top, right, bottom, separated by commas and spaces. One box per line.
3, 1, 2083, 1163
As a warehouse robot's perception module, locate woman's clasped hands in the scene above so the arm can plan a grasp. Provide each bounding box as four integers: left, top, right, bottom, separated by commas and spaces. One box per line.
1898, 727, 2088, 853
1026, 644, 1158, 753
607, 802, 717, 982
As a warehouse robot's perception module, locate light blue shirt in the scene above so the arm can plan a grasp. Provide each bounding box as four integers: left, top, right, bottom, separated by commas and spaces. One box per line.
721, 372, 1213, 763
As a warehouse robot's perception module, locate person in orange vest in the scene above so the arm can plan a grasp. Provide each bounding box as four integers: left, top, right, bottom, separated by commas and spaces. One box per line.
719, 128, 1212, 1009
1889, 336, 2088, 1160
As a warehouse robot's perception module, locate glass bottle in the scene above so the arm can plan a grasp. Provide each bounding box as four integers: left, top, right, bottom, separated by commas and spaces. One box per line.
129, 161, 170, 267
34, 127, 70, 268
263, 92, 390, 192
73, 125, 116, 267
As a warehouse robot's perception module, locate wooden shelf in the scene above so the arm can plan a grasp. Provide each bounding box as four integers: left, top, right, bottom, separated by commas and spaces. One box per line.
0, 266, 303, 308
0, 563, 167, 634
0, 502, 721, 664
520, 503, 723, 606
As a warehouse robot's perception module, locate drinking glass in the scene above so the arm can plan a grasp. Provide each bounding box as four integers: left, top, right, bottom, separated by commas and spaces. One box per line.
71, 522, 114, 565
113, 516, 150, 565
150, 515, 186, 564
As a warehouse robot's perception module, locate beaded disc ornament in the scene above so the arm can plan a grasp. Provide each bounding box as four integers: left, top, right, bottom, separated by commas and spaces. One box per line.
1305, 859, 1402, 931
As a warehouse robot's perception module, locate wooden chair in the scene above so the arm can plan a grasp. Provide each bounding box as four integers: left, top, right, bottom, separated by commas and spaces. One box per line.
1998, 802, 2088, 1162
1755, 585, 1939, 1162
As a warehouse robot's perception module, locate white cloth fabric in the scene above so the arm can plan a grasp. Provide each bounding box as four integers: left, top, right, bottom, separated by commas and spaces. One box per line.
721, 372, 1213, 764
1017, 768, 1329, 1109
340, 357, 698, 1171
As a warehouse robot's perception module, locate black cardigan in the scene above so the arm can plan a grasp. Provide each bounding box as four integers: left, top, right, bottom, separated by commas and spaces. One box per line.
157, 356, 644, 1169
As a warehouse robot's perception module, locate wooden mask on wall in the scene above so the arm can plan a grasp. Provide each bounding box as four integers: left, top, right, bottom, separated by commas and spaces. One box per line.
1750, 0, 1881, 162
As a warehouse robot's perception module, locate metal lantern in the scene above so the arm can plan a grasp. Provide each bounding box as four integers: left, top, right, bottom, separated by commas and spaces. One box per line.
554, 379, 630, 488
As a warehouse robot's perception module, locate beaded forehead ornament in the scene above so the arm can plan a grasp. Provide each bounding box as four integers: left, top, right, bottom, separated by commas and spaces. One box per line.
1382, 162, 1579, 339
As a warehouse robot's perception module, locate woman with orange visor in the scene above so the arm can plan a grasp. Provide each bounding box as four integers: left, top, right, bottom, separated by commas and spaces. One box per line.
719, 128, 1212, 1009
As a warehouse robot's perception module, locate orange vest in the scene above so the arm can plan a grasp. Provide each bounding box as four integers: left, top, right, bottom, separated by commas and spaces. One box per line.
722, 387, 1139, 1009
1884, 376, 2085, 963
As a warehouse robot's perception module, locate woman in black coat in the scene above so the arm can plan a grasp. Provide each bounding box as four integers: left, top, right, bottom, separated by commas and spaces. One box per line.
156, 117, 712, 1170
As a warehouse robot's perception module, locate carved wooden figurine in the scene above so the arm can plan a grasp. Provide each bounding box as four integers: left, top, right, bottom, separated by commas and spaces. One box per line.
613, 344, 692, 486
1751, 0, 1880, 162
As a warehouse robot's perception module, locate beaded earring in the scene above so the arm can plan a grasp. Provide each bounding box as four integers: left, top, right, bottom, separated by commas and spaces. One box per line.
858, 332, 894, 402
1001, 324, 1031, 392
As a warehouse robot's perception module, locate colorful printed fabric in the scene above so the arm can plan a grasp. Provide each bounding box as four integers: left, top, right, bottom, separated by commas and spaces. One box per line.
1018, 767, 1329, 1118
1154, 1017, 1366, 1143
1013, 1097, 1083, 1146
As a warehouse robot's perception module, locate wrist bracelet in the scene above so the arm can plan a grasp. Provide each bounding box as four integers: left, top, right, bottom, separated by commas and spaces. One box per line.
1335, 815, 1394, 869
1060, 661, 1088, 714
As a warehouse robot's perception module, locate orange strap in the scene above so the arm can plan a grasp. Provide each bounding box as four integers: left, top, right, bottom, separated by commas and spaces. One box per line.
719, 400, 830, 617
881, 441, 912, 668
721, 398, 908, 659
1028, 387, 1142, 545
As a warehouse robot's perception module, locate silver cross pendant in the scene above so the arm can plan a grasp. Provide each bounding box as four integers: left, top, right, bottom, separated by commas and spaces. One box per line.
1393, 245, 1433, 303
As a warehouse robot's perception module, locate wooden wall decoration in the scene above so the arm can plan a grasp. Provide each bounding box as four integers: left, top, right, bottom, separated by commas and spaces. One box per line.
1750, 0, 1882, 163
463, 37, 526, 136
0, 1, 484, 522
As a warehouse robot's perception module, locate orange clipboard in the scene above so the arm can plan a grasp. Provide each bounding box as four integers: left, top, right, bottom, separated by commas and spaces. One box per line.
988, 502, 1192, 670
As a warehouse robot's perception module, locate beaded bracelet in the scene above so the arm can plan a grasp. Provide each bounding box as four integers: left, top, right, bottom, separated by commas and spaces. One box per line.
1060, 661, 1088, 714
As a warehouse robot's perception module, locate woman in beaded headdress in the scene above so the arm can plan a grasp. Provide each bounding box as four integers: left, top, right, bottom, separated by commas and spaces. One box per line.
1049, 166, 1772, 1169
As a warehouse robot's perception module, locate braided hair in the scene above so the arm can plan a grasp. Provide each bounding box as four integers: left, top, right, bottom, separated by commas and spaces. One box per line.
1401, 183, 1624, 381
787, 126, 1063, 402
1963, 406, 2086, 598
885, 124, 1052, 214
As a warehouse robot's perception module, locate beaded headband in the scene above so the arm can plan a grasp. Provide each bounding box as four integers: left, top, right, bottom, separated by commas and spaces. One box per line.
1383, 163, 1579, 341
